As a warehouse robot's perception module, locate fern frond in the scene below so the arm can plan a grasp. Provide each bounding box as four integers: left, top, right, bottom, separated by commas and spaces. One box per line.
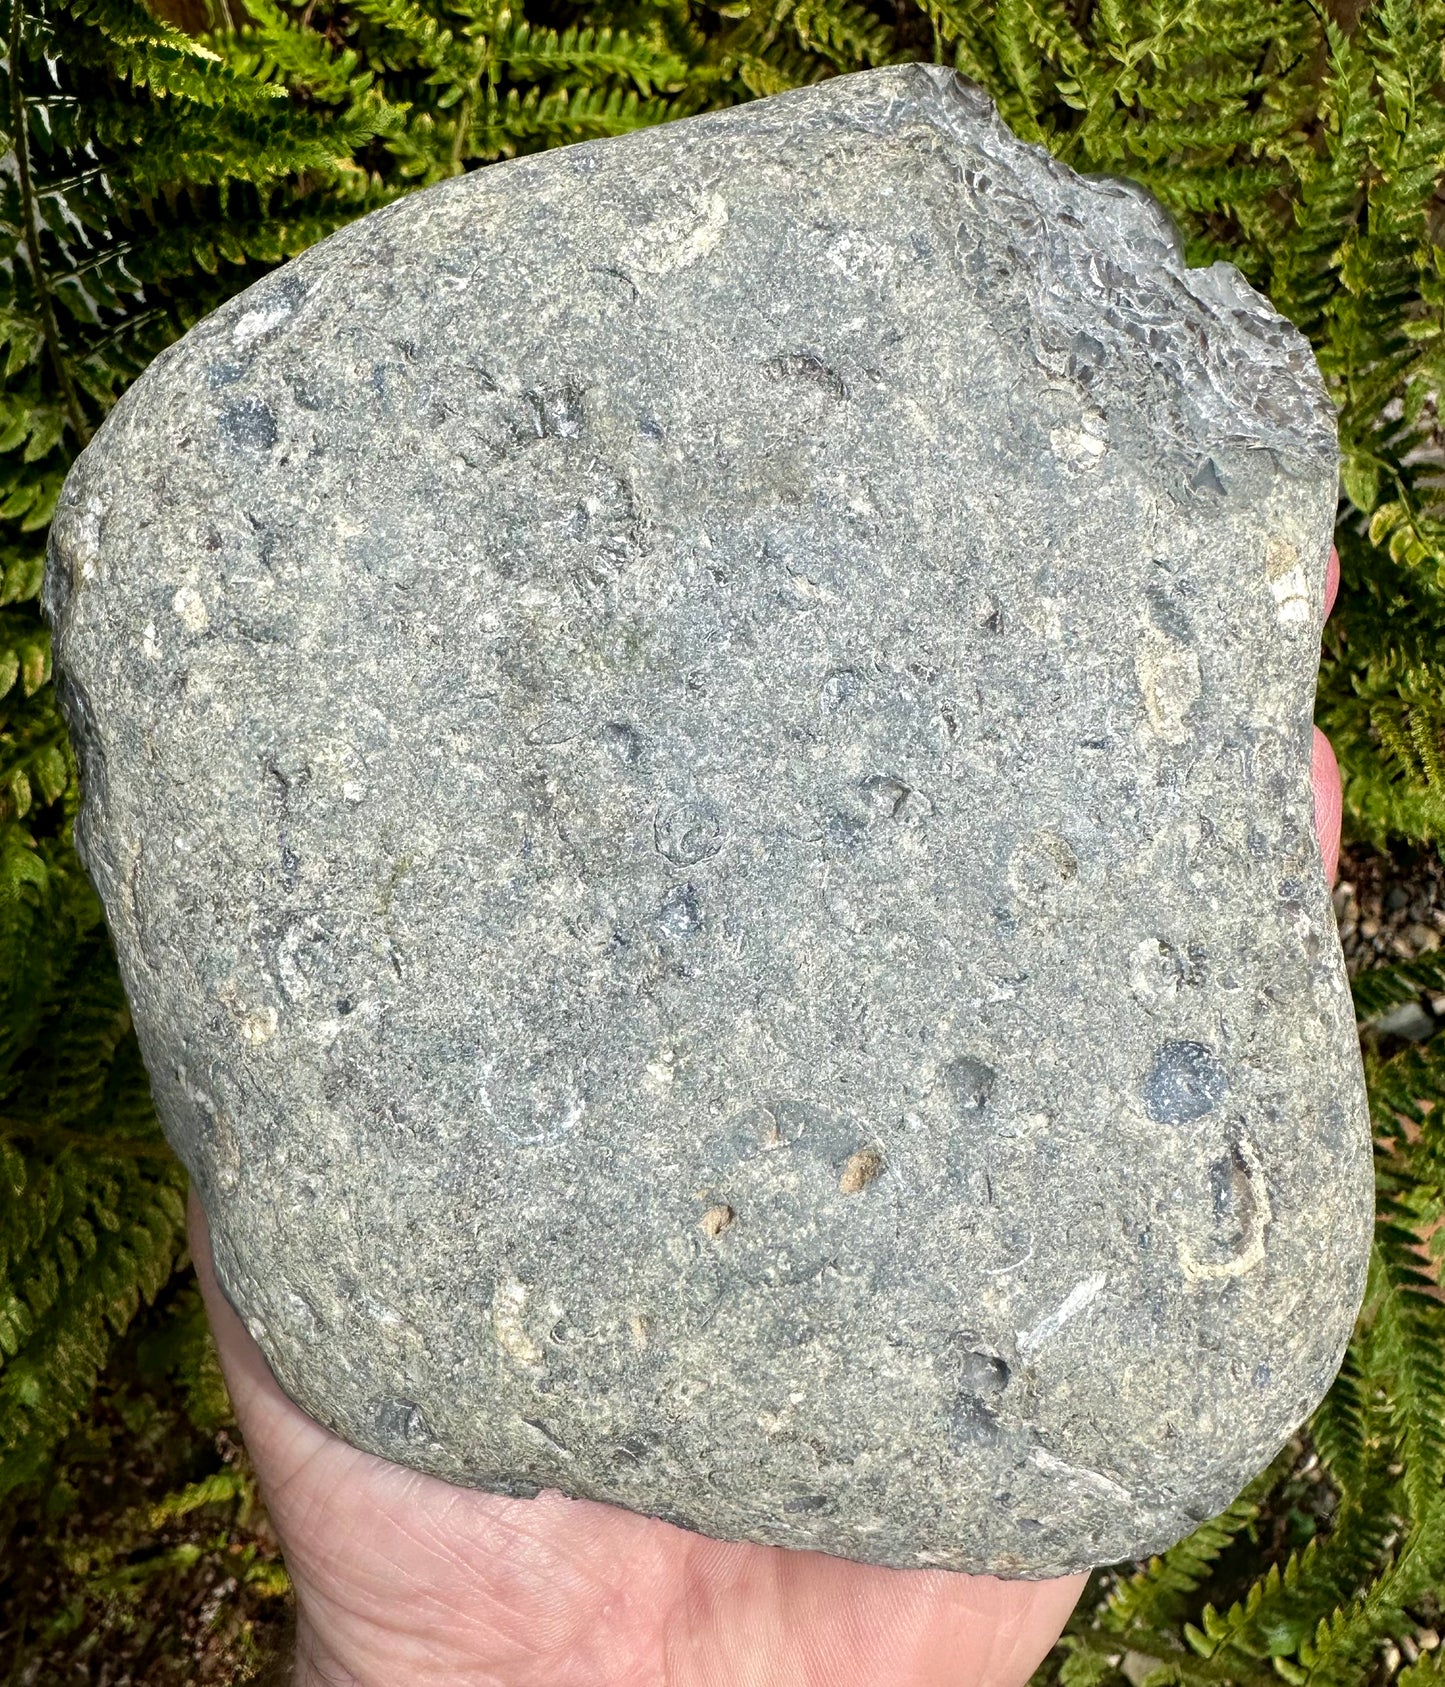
1368, 1202, 1445, 1518
1101, 1449, 1289, 1639
0, 1158, 185, 1503
467, 80, 677, 158
787, 0, 895, 69
914, 0, 1005, 92
56, 0, 287, 109
489, 20, 692, 91
1352, 949, 1445, 1022
224, 0, 382, 102
1309, 1348, 1373, 1497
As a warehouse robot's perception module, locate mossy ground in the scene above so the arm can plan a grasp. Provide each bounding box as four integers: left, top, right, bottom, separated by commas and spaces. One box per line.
0, 1276, 291, 1684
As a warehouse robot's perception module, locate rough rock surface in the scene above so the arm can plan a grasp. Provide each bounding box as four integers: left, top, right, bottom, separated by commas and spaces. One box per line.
44, 64, 1374, 1577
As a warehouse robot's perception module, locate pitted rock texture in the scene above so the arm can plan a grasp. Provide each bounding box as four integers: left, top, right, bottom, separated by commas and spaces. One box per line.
44, 64, 1373, 1577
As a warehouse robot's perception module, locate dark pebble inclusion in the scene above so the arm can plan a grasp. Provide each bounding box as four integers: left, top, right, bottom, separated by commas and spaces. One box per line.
42, 64, 1373, 1576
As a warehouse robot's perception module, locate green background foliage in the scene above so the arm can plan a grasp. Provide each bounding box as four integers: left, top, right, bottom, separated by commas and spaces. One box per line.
2, 0, 1445, 1677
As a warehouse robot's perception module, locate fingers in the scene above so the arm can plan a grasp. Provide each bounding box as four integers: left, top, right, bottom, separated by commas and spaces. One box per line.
1325, 542, 1339, 620
1312, 726, 1343, 887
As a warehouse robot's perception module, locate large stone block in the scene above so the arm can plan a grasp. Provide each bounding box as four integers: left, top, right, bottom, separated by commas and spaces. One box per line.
43, 64, 1371, 1576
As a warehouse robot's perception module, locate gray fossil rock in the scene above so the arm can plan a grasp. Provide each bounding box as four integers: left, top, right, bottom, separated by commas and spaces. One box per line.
44, 63, 1373, 1577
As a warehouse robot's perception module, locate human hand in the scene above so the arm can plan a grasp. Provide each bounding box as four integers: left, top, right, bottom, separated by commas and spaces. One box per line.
189, 546, 1345, 1687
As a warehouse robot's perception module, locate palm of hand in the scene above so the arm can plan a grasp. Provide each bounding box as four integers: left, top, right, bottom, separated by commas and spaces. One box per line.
190, 551, 1344, 1687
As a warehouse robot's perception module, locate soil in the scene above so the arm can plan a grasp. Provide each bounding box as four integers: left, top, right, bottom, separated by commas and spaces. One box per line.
0, 1280, 294, 1685
1336, 841, 1445, 981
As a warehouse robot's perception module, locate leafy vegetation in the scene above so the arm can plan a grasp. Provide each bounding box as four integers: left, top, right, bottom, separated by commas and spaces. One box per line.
2, 0, 1444, 1677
